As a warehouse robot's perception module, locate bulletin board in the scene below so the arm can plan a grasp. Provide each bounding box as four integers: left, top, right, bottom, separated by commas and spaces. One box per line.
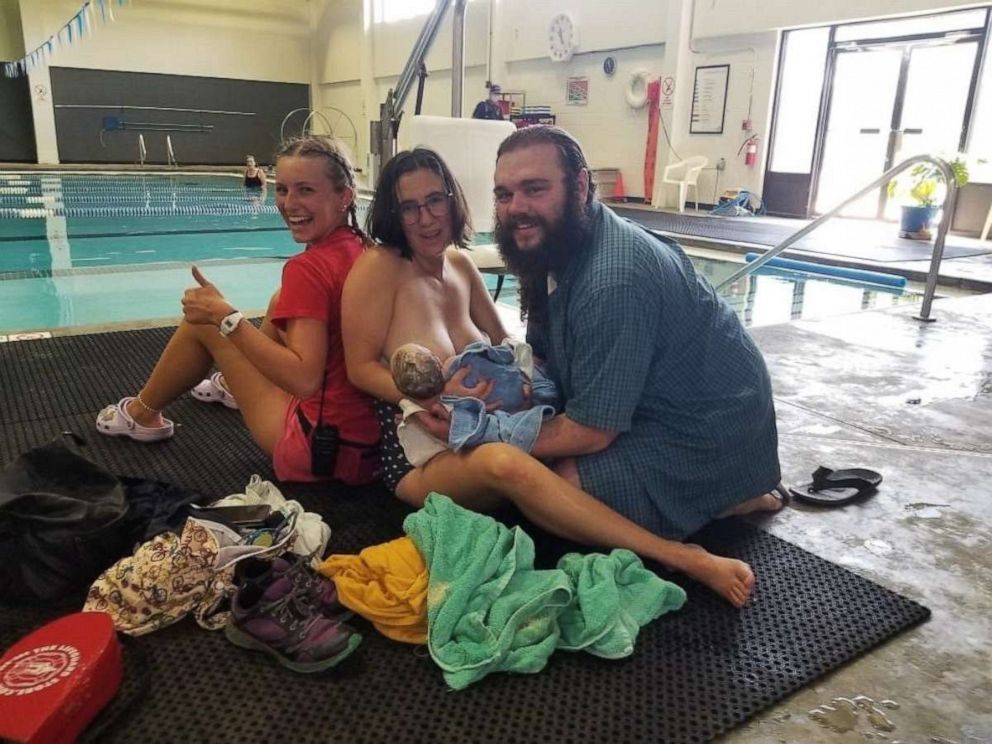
689, 64, 729, 134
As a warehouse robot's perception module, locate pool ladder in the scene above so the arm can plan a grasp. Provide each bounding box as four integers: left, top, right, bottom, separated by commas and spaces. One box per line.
136, 134, 178, 167
717, 155, 959, 323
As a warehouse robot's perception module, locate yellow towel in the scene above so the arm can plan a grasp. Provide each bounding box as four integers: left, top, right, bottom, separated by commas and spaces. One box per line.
318, 536, 428, 644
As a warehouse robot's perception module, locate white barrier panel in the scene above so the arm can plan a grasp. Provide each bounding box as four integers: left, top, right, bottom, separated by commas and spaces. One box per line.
404, 115, 516, 234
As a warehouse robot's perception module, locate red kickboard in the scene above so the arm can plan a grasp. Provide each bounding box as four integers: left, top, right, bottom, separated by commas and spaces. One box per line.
0, 612, 122, 744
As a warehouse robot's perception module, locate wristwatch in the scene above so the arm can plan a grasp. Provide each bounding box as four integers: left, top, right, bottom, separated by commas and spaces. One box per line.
218, 310, 245, 337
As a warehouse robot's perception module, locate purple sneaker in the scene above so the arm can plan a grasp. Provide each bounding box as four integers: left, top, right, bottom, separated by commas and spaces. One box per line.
235, 555, 351, 620
224, 579, 361, 674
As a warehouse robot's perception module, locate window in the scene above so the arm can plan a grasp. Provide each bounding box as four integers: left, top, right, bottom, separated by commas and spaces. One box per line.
968, 23, 992, 180
834, 8, 987, 42
768, 27, 830, 174
373, 0, 441, 24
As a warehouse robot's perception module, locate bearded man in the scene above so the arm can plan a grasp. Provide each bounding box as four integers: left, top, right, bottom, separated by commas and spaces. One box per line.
493, 126, 784, 540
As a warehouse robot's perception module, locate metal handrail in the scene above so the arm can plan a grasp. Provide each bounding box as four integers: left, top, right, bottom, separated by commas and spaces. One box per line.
716, 155, 959, 322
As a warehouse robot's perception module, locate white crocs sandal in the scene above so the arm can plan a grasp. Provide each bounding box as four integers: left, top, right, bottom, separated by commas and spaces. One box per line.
95, 397, 174, 442
191, 372, 239, 410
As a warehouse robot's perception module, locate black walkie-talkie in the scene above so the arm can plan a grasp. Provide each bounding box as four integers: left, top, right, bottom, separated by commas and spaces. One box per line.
309, 362, 338, 477
310, 421, 339, 476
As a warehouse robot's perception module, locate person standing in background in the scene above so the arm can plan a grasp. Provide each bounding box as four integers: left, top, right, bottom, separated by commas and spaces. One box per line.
472, 84, 505, 120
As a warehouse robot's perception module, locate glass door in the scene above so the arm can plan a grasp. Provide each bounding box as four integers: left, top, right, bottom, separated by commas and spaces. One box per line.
813, 47, 902, 217
813, 36, 981, 219
883, 40, 979, 219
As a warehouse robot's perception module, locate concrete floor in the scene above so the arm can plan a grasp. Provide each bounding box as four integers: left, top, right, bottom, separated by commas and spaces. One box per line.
725, 292, 992, 744
3, 188, 987, 740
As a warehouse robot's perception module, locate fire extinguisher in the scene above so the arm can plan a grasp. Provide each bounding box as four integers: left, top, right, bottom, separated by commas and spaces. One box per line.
739, 135, 760, 167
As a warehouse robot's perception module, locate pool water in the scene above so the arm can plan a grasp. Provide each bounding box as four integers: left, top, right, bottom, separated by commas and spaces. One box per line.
0, 173, 299, 332
0, 173, 920, 334
481, 254, 919, 329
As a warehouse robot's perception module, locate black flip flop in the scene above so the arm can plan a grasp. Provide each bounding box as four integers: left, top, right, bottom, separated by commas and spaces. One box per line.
789, 466, 883, 507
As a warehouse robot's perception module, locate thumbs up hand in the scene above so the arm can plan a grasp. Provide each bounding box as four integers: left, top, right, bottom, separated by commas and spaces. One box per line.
182, 265, 234, 326
191, 265, 214, 288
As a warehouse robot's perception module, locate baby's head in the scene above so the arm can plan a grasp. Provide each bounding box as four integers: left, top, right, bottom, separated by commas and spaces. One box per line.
390, 343, 444, 399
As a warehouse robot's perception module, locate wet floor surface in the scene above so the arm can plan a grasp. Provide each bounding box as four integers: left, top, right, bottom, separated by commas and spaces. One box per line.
10, 286, 989, 743
725, 293, 992, 743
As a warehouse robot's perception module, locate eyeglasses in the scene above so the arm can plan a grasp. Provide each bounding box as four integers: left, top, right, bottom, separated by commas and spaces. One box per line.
397, 192, 452, 225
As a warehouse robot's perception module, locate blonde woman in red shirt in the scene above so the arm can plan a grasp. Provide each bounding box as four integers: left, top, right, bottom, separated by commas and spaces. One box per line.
96, 136, 379, 485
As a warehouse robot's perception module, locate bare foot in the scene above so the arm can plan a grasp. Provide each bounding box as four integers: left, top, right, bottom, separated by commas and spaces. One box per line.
719, 489, 787, 518
679, 544, 755, 608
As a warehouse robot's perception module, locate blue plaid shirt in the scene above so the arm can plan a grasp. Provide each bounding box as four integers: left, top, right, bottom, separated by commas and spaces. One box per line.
528, 202, 780, 539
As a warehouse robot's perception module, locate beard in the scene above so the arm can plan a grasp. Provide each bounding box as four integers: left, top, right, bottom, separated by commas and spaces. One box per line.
494, 188, 592, 321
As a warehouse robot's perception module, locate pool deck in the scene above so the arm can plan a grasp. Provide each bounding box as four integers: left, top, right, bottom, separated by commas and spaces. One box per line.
1, 177, 990, 741
493, 270, 991, 740
2, 279, 988, 743
731, 291, 992, 743
616, 202, 992, 294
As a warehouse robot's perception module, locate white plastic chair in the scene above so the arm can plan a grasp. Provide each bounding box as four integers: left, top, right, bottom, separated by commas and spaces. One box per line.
981, 199, 992, 242
662, 156, 708, 212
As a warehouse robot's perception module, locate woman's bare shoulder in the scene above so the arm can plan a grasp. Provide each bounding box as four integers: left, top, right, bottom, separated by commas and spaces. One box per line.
353, 244, 406, 275
445, 246, 481, 275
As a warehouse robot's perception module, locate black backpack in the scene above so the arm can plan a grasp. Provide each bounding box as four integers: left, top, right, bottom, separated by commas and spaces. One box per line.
0, 436, 132, 604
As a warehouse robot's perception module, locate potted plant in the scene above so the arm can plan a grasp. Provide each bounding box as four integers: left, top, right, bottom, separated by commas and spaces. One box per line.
887, 157, 969, 240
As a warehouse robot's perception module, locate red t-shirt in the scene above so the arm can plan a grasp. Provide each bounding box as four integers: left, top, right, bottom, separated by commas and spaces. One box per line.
269, 227, 378, 446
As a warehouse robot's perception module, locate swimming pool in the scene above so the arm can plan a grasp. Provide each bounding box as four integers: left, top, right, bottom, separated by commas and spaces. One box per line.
0, 172, 299, 334
476, 246, 921, 329
0, 172, 921, 335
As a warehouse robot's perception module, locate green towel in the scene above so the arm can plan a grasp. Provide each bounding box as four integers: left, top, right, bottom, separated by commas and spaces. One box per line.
404, 493, 686, 689
404, 492, 571, 690
556, 550, 686, 658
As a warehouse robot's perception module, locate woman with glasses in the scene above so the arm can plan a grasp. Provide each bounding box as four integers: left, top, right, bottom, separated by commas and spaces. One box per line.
342, 147, 510, 493
342, 147, 752, 608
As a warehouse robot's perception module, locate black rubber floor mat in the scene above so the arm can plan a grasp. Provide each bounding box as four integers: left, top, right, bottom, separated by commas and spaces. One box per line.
613, 207, 990, 262
0, 329, 931, 743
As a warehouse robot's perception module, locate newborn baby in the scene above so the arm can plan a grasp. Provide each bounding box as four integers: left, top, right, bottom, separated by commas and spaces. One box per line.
391, 341, 538, 412
390, 343, 447, 400
388, 341, 558, 466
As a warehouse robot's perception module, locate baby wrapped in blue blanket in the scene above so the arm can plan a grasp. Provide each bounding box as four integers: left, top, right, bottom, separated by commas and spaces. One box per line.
390, 341, 558, 464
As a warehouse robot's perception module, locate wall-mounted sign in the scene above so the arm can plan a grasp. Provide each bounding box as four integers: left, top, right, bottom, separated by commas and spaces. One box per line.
567, 76, 589, 105
660, 75, 675, 109
690, 64, 729, 134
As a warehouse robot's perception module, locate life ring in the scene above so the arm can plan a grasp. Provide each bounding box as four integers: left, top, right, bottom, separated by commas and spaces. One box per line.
626, 69, 652, 109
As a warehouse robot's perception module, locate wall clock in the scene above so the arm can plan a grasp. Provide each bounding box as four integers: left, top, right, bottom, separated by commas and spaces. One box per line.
548, 12, 578, 63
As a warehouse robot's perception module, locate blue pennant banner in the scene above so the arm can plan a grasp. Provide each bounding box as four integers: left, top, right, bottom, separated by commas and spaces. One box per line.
3, 0, 131, 78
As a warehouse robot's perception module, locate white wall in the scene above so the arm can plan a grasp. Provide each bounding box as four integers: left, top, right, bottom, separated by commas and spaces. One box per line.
665, 32, 778, 204
13, 0, 988, 194
317, 0, 992, 207
0, 0, 24, 60
17, 0, 311, 82
497, 0, 669, 61
504, 46, 665, 192
14, 0, 313, 164
315, 0, 671, 198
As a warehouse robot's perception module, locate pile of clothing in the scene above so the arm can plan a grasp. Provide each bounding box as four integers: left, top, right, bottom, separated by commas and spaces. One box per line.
2, 437, 686, 684
320, 493, 687, 689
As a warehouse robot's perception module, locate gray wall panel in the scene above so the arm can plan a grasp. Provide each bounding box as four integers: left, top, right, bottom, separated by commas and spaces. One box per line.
50, 67, 309, 165
0, 74, 36, 162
